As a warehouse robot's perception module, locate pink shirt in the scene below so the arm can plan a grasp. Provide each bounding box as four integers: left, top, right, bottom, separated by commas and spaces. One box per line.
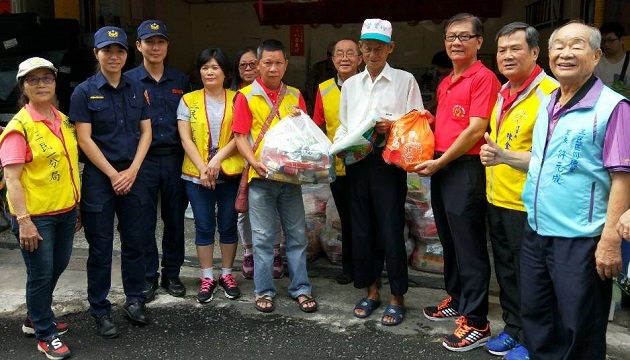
0, 104, 62, 166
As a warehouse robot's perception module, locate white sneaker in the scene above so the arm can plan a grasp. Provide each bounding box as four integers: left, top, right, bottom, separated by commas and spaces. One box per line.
185, 203, 194, 219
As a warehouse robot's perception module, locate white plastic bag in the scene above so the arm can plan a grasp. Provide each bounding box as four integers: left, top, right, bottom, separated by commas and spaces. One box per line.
260, 111, 335, 184
329, 115, 385, 165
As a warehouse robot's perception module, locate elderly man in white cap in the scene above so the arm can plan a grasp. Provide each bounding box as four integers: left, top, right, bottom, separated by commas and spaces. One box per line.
334, 18, 424, 326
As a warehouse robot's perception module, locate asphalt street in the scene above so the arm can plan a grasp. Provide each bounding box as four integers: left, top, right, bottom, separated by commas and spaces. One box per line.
1, 214, 629, 359
0, 302, 504, 360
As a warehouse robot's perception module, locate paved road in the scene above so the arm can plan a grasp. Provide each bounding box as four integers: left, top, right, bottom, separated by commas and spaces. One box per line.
1, 301, 502, 360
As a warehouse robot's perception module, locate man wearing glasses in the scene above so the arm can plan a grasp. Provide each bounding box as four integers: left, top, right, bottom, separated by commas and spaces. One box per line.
312, 38, 362, 285
335, 19, 424, 326
594, 22, 628, 97
415, 13, 500, 351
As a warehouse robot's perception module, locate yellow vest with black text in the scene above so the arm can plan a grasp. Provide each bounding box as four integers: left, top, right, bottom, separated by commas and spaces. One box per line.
239, 81, 301, 182
318, 78, 345, 176
181, 89, 245, 178
486, 72, 559, 211
0, 107, 80, 216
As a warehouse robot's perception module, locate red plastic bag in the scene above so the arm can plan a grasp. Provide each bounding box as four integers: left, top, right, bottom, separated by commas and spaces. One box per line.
383, 110, 434, 172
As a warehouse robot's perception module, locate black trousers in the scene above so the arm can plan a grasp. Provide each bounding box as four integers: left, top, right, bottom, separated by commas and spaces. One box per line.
330, 175, 352, 275
142, 152, 188, 280
521, 223, 611, 360
487, 203, 526, 341
345, 151, 408, 296
431, 156, 490, 325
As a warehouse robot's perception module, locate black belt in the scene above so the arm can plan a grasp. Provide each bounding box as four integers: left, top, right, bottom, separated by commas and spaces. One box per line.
434, 151, 480, 162
110, 161, 133, 171
148, 146, 180, 156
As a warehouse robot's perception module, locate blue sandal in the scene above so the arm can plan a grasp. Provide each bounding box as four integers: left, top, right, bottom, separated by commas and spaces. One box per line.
381, 304, 405, 326
354, 298, 381, 318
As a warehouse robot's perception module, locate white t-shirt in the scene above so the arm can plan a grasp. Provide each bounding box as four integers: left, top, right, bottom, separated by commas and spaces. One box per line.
594, 52, 629, 87
177, 94, 224, 149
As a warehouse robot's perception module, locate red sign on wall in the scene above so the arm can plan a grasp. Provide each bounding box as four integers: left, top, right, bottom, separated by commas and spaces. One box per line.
0, 0, 11, 14
290, 25, 304, 56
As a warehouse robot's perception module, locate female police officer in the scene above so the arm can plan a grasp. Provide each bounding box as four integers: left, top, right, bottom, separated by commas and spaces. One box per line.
69, 26, 152, 338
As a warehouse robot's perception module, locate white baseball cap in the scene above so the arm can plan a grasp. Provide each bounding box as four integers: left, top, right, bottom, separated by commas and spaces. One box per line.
360, 18, 393, 43
16, 57, 58, 81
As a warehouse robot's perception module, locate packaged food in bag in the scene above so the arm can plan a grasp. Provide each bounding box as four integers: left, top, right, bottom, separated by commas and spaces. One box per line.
260, 111, 335, 184
383, 110, 435, 172
329, 114, 386, 166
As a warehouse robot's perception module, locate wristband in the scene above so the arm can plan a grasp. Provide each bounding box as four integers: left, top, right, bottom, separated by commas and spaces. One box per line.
16, 213, 31, 223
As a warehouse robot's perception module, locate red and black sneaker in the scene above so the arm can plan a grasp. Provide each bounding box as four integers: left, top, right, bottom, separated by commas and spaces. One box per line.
219, 274, 242, 299
442, 316, 491, 352
37, 337, 71, 360
22, 316, 68, 336
423, 296, 460, 321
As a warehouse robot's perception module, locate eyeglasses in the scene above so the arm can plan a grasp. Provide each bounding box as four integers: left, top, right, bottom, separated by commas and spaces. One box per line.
333, 52, 358, 59
238, 61, 258, 70
603, 37, 620, 44
24, 75, 55, 86
444, 34, 480, 42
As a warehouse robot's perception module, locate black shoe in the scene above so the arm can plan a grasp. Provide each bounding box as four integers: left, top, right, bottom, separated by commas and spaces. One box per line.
161, 275, 186, 297
123, 301, 149, 325
142, 278, 158, 303
93, 314, 119, 339
335, 271, 354, 285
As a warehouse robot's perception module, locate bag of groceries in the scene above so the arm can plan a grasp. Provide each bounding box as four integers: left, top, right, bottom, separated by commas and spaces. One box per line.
383, 110, 434, 172
328, 114, 386, 166
260, 111, 335, 184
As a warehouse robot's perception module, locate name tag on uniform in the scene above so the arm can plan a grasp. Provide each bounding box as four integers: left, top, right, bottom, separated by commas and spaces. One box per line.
90, 95, 104, 99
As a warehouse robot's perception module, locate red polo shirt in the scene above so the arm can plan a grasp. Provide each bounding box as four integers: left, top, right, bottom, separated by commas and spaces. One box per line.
434, 60, 501, 154
232, 78, 307, 135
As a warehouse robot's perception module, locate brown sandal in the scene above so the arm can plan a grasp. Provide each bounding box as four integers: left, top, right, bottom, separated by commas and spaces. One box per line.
255, 295, 275, 313
296, 294, 318, 313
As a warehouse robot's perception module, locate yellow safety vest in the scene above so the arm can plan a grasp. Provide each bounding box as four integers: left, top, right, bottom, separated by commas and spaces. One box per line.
239, 81, 301, 182
318, 78, 345, 176
486, 72, 559, 211
180, 89, 245, 178
0, 107, 80, 216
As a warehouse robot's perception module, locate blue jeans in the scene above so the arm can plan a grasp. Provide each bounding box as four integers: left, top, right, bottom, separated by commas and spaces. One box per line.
185, 180, 238, 246
13, 208, 76, 341
249, 179, 311, 298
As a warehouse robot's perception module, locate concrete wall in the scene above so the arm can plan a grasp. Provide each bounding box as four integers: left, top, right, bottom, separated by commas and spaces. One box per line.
119, 0, 532, 89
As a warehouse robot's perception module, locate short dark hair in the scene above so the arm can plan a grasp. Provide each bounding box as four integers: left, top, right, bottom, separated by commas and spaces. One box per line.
196, 48, 231, 88
599, 22, 625, 39
230, 46, 257, 91
257, 39, 289, 61
333, 38, 360, 55
495, 22, 540, 50
444, 13, 484, 36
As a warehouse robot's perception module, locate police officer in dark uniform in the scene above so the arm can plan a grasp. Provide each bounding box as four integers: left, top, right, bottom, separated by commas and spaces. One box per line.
69, 26, 152, 338
126, 20, 189, 302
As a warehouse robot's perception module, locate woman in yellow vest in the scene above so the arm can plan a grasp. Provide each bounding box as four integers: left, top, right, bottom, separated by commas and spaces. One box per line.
0, 57, 80, 360
178, 47, 245, 303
